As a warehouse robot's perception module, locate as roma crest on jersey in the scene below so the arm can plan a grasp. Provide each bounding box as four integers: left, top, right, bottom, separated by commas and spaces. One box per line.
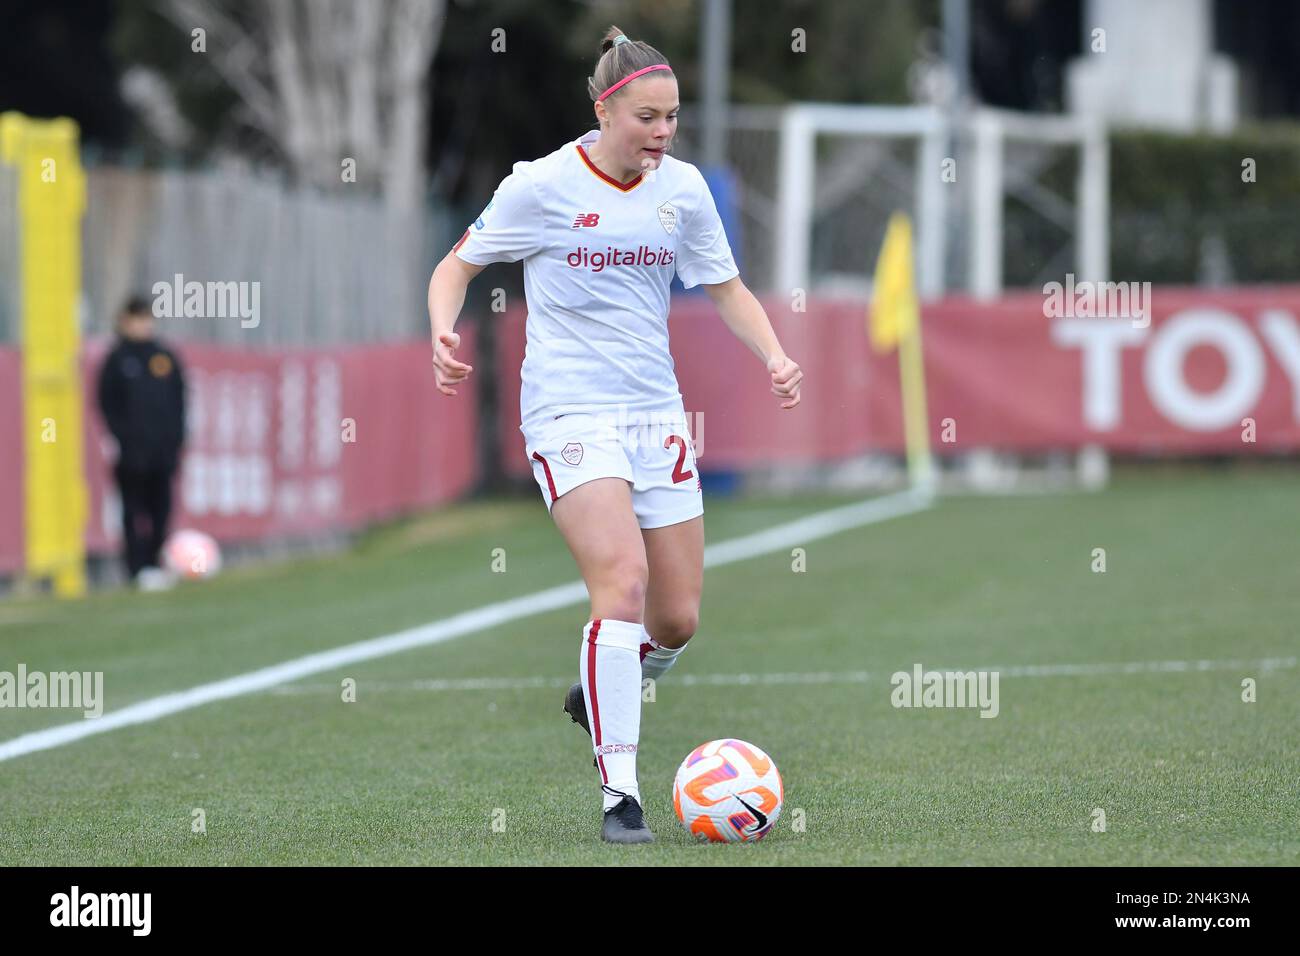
657, 202, 677, 235
561, 442, 584, 466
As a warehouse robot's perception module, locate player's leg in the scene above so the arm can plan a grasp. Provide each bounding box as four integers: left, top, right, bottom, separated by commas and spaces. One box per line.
626, 411, 705, 679
640, 515, 703, 681
551, 477, 647, 623
550, 478, 655, 841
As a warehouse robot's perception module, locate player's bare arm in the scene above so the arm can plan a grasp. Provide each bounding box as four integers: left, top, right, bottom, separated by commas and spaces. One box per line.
427, 250, 484, 396
703, 275, 803, 409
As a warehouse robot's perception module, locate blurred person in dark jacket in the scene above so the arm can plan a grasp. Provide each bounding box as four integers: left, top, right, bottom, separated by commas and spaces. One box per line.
96, 296, 187, 588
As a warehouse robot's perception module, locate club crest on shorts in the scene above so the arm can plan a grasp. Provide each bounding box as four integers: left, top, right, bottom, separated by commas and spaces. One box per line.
657, 202, 677, 235
561, 442, 584, 465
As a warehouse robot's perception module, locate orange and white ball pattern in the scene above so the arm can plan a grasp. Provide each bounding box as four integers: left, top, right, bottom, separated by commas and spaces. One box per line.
673, 738, 783, 843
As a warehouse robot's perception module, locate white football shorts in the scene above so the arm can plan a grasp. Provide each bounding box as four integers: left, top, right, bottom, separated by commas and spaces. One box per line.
523, 408, 703, 529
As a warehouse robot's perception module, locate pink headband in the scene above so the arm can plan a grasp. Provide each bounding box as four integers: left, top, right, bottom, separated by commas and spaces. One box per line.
597, 64, 672, 101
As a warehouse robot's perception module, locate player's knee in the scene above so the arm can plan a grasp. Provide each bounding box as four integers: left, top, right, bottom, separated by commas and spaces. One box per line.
653, 608, 698, 648
596, 561, 649, 621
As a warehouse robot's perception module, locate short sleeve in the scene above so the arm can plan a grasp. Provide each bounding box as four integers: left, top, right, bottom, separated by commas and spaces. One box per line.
452, 165, 544, 265
675, 168, 739, 289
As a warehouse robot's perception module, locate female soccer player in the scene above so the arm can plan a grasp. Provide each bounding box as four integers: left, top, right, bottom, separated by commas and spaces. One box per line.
427, 26, 802, 844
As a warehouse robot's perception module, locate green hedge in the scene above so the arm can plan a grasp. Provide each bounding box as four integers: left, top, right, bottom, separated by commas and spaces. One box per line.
1004, 124, 1300, 287
1109, 126, 1300, 284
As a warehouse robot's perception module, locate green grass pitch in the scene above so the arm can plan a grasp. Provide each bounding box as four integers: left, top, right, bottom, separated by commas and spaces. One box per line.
0, 467, 1296, 865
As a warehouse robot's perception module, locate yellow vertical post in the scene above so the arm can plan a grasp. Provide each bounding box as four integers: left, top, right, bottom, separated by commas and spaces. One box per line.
0, 113, 88, 597
869, 211, 934, 492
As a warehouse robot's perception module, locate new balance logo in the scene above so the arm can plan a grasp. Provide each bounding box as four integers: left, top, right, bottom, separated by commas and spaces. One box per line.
572, 212, 601, 229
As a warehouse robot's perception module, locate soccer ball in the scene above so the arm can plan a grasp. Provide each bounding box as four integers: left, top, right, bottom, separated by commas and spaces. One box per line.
163, 529, 222, 580
673, 738, 783, 843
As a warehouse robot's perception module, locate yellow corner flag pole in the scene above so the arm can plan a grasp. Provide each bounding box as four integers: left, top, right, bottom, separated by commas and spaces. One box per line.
869, 212, 934, 493
1, 112, 88, 597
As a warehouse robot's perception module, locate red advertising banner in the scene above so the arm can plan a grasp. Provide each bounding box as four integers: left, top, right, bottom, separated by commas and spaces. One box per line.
0, 335, 478, 575
4, 286, 1299, 576
497, 286, 1300, 475
900, 287, 1300, 455
0, 348, 22, 574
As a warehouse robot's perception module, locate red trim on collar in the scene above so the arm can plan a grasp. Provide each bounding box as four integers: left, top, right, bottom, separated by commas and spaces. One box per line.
575, 144, 643, 192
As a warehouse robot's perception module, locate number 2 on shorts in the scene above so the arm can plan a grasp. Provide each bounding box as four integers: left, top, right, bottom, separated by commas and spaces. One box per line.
664, 434, 694, 484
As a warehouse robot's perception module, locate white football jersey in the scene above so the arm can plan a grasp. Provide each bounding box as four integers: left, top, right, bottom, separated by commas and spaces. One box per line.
452, 128, 739, 435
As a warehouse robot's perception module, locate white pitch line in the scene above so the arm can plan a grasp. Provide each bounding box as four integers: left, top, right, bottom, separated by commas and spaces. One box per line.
967, 656, 1296, 678
0, 487, 934, 763
265, 657, 1297, 696
267, 670, 876, 695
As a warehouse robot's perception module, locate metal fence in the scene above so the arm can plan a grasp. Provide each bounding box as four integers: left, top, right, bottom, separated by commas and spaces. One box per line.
72, 165, 462, 348
7, 113, 1287, 352
0, 164, 18, 343
676, 104, 1108, 299
675, 106, 783, 292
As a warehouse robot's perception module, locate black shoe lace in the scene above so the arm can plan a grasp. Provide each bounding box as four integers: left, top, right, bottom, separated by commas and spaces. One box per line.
601, 785, 645, 825
621, 801, 645, 827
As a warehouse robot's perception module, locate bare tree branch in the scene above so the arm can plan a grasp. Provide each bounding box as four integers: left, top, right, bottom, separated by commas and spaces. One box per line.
159, 0, 444, 205
158, 0, 280, 138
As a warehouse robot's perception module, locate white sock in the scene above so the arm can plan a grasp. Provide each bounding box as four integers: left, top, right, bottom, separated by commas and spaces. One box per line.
580, 618, 643, 810
640, 629, 686, 681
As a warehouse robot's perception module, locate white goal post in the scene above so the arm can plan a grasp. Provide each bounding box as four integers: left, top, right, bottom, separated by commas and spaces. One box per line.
772, 103, 1110, 300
